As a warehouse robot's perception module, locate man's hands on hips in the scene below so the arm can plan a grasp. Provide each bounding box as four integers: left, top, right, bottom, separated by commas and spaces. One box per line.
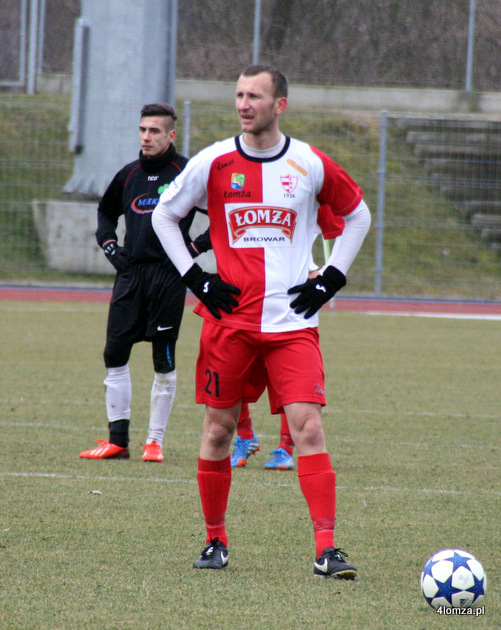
103, 240, 130, 273
182, 263, 241, 319
288, 265, 346, 318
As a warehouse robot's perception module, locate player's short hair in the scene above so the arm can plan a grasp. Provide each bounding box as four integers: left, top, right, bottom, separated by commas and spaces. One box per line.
240, 64, 288, 99
140, 103, 177, 127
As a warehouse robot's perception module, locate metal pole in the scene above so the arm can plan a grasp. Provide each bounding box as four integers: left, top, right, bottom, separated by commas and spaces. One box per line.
375, 110, 388, 295
0, 0, 28, 88
18, 0, 28, 86
253, 0, 261, 64
167, 0, 178, 105
37, 0, 46, 74
465, 0, 476, 91
27, 0, 39, 94
182, 100, 191, 158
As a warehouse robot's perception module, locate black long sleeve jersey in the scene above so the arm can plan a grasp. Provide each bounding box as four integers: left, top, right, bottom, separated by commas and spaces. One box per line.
96, 144, 209, 266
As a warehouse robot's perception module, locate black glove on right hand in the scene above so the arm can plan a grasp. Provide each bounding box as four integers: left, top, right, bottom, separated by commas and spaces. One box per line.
288, 265, 346, 318
182, 263, 240, 319
103, 241, 130, 273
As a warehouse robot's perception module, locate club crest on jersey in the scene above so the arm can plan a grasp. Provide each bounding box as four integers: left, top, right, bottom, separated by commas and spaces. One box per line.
230, 173, 245, 190
227, 206, 297, 244
280, 174, 298, 194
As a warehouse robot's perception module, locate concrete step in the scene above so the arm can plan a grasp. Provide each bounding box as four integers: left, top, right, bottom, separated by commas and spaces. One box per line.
412, 143, 501, 159
439, 180, 501, 202
470, 213, 501, 229
424, 159, 494, 178
406, 130, 501, 146
397, 117, 501, 134
455, 201, 501, 219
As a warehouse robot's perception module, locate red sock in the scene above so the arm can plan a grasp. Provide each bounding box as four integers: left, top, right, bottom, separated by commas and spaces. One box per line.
297, 452, 336, 557
278, 412, 294, 455
237, 402, 254, 440
197, 456, 231, 546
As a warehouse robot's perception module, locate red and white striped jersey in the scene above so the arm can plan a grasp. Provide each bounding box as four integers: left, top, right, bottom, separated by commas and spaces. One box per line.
157, 135, 363, 332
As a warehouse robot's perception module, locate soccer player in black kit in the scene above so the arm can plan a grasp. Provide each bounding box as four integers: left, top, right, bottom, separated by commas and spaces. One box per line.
80, 104, 209, 462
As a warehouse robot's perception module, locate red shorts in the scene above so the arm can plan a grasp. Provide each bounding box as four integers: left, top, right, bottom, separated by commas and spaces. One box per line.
195, 321, 326, 413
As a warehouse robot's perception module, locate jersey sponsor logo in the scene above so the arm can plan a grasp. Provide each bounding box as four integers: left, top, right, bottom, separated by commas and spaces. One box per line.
230, 173, 245, 190
227, 205, 297, 245
148, 175, 159, 181
280, 174, 298, 194
224, 189, 251, 199
158, 183, 170, 194
131, 194, 160, 213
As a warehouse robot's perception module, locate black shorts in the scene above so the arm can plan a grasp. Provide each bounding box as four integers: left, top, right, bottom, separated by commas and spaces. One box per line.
106, 262, 186, 344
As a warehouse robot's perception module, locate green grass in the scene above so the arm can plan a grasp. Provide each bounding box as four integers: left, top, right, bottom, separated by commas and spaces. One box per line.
0, 301, 499, 629
1, 95, 501, 298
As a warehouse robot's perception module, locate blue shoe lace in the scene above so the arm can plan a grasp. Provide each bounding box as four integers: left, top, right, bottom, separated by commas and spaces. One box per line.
265, 447, 294, 468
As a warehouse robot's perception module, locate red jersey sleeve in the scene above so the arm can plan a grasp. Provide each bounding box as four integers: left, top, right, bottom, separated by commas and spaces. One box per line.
311, 147, 363, 239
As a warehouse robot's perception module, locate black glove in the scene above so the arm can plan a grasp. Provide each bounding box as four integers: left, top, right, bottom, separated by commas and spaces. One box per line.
182, 263, 240, 319
288, 265, 346, 318
103, 241, 130, 273
188, 230, 212, 258
188, 242, 200, 258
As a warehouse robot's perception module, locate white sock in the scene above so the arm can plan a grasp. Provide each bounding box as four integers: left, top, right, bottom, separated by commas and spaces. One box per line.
147, 370, 177, 447
104, 365, 131, 422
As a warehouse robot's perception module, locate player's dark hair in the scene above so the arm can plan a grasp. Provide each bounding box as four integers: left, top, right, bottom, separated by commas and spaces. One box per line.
140, 103, 177, 126
241, 64, 288, 99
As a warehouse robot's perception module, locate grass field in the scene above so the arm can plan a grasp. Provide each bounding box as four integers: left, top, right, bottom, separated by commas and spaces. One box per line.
0, 300, 499, 629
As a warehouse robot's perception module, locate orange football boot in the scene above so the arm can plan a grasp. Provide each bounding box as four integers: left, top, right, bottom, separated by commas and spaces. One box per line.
141, 441, 164, 462
80, 439, 130, 459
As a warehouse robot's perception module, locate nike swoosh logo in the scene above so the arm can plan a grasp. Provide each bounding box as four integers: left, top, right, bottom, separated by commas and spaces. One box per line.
315, 284, 327, 293
203, 281, 210, 293
157, 325, 173, 331
314, 558, 329, 573
220, 552, 228, 565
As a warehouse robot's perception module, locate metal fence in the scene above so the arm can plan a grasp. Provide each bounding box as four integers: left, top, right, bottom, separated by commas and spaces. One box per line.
0, 94, 500, 300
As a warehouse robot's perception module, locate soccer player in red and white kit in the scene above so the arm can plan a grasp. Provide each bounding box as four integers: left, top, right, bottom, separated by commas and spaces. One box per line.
152, 65, 371, 578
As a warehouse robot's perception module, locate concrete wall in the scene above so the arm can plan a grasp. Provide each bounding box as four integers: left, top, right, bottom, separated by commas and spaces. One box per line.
176, 80, 501, 115
32, 200, 216, 275
37, 74, 501, 114
32, 200, 124, 274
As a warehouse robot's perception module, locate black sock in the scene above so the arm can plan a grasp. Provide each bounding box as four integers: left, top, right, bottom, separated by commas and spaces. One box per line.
109, 420, 130, 447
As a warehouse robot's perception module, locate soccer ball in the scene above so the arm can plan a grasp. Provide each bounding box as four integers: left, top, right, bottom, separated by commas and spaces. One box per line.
420, 549, 486, 610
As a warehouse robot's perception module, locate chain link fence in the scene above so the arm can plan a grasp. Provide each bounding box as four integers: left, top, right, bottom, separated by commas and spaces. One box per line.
2, 1, 501, 91
0, 94, 500, 300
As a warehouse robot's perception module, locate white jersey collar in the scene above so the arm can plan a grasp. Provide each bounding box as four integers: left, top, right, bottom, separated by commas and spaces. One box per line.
239, 134, 286, 160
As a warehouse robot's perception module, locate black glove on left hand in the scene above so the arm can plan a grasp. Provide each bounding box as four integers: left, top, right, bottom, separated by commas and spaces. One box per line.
288, 265, 346, 318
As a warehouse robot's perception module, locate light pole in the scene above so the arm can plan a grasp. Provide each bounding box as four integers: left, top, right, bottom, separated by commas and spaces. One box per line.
253, 0, 261, 64
465, 0, 476, 91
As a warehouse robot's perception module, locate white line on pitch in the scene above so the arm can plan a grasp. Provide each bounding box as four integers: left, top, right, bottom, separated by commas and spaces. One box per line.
1, 421, 499, 451
1, 471, 500, 497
